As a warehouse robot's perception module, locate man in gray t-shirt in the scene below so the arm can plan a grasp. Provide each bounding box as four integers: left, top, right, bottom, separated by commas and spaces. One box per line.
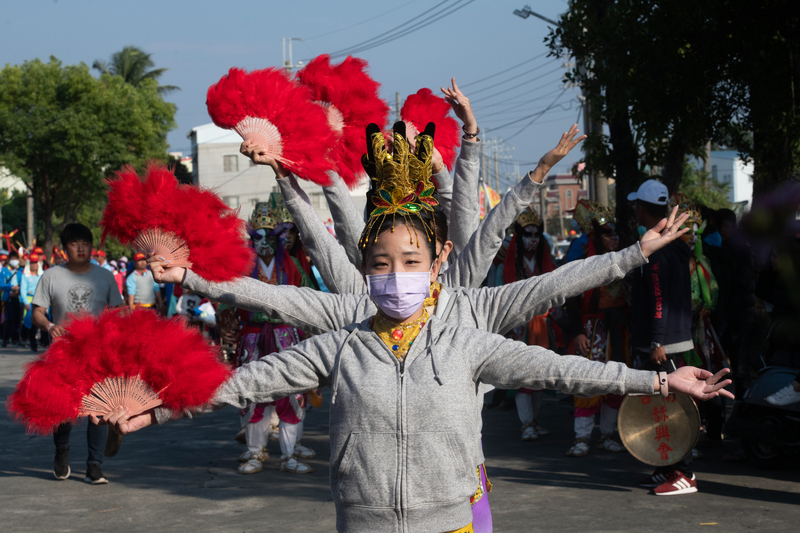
31, 223, 123, 485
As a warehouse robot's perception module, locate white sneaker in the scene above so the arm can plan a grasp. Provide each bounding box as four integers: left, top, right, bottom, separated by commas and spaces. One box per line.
765, 383, 800, 406
533, 421, 551, 436
238, 449, 268, 463
280, 455, 313, 474
567, 438, 590, 457
521, 424, 539, 441
237, 459, 263, 475
294, 444, 316, 459
597, 434, 625, 453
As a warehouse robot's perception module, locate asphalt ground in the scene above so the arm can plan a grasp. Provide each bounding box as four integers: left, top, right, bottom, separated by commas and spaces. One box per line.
1, 344, 797, 532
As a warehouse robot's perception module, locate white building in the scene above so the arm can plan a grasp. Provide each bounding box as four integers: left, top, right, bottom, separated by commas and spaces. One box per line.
188, 123, 368, 224
0, 166, 28, 195
699, 151, 754, 210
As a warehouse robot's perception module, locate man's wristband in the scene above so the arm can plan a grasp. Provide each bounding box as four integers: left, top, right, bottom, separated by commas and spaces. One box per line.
47, 323, 55, 333
657, 371, 669, 398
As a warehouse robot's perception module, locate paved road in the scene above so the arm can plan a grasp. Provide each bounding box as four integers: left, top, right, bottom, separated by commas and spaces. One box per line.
1, 345, 797, 532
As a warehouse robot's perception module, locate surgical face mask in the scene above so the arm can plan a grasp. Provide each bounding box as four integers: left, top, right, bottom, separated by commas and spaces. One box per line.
9, 259, 19, 268
366, 270, 431, 321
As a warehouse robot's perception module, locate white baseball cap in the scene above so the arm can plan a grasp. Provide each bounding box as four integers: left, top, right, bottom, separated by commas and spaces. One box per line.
627, 179, 668, 205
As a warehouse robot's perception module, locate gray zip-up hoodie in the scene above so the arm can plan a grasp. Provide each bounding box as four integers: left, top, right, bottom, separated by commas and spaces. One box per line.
158, 316, 656, 532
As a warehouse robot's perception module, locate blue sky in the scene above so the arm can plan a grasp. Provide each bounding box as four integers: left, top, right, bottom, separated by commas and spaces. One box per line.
1, 0, 582, 189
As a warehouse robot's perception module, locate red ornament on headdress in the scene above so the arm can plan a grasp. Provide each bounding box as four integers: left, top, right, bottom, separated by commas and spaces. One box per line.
7, 308, 231, 435
401, 89, 460, 171
206, 67, 336, 185
296, 55, 390, 188
100, 163, 254, 282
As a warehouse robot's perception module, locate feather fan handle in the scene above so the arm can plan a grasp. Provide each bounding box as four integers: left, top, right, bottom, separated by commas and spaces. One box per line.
79, 375, 166, 418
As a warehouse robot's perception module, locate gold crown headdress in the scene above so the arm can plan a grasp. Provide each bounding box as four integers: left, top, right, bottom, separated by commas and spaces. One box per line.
250, 192, 293, 232
572, 200, 616, 234
359, 122, 439, 249
669, 193, 702, 228
515, 208, 542, 228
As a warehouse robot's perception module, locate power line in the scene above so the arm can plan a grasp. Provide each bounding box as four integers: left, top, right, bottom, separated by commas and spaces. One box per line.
475, 88, 567, 116
481, 99, 576, 126
470, 65, 565, 104
502, 88, 569, 140
476, 87, 564, 110
328, 0, 477, 59
459, 52, 549, 88
304, 0, 425, 41
466, 58, 560, 96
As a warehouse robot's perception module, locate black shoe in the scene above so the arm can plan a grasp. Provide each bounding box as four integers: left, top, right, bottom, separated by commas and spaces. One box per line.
53, 447, 70, 480
84, 464, 109, 485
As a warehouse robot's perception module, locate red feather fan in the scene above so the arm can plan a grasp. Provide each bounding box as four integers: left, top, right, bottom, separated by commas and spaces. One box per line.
7, 309, 231, 435
100, 163, 254, 282
401, 88, 461, 171
206, 67, 336, 185
296, 55, 389, 188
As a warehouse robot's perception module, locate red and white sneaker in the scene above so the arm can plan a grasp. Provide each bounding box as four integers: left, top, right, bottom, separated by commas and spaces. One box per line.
638, 470, 669, 488
654, 471, 697, 496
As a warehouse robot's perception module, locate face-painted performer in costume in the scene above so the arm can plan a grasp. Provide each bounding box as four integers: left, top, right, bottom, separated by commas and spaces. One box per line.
224, 194, 318, 475
502, 207, 558, 442
564, 200, 629, 457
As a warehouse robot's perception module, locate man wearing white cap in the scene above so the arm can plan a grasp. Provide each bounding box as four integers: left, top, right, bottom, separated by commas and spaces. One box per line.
628, 179, 696, 496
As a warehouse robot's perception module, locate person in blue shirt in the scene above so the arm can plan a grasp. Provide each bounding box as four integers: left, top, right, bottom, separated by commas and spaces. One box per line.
1, 250, 23, 347
125, 252, 164, 312
19, 252, 44, 352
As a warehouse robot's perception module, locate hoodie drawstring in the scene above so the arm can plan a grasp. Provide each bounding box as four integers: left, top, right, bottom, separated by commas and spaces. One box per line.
427, 327, 444, 386
331, 327, 359, 405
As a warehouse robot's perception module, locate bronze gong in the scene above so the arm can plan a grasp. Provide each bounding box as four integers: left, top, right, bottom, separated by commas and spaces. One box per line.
617, 393, 700, 466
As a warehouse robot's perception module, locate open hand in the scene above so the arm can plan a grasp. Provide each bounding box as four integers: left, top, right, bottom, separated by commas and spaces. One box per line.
90, 407, 156, 435
540, 124, 587, 169
667, 367, 734, 401
240, 141, 289, 178
440, 78, 477, 136
640, 206, 691, 258
575, 334, 591, 357
147, 252, 186, 284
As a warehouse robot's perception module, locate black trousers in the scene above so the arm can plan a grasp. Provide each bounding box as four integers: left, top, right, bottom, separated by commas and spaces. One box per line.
2, 296, 20, 345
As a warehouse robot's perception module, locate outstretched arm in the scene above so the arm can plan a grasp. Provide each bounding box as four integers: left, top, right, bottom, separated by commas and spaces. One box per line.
322, 172, 366, 268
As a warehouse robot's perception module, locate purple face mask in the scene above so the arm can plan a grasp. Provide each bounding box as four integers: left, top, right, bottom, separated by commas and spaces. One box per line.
366, 271, 431, 321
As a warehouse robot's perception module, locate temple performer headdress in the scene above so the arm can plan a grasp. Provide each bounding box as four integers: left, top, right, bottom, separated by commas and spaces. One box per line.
572, 199, 616, 234
359, 121, 439, 250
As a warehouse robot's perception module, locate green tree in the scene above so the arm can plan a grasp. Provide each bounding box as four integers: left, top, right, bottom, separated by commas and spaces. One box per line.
93, 46, 180, 95
677, 161, 731, 211
0, 57, 176, 255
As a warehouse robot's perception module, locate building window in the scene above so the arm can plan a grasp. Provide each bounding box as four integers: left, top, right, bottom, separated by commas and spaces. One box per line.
711, 165, 718, 180
565, 189, 573, 210
222, 196, 239, 209
250, 198, 260, 206
723, 174, 732, 183
223, 155, 238, 172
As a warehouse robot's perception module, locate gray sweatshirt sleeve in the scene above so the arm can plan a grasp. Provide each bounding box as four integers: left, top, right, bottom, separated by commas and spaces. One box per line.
156, 328, 351, 424
453, 325, 656, 396
182, 269, 371, 335
440, 172, 541, 289
322, 172, 365, 268
432, 167, 453, 222
277, 175, 368, 295
447, 140, 481, 257
467, 243, 648, 335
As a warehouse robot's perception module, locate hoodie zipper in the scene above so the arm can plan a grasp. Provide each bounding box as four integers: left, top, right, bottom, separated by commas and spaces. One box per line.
398, 364, 406, 531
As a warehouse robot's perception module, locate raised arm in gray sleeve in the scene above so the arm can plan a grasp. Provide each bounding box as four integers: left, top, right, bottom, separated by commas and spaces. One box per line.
448, 324, 656, 395
447, 140, 481, 258
182, 269, 373, 335
440, 172, 542, 289
461, 242, 648, 335
322, 172, 365, 268
432, 167, 453, 223
277, 174, 367, 295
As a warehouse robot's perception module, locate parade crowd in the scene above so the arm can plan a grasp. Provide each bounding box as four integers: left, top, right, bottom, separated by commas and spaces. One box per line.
8, 74, 797, 533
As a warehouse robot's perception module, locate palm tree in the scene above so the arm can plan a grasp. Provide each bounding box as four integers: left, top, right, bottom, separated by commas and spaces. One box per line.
93, 46, 180, 95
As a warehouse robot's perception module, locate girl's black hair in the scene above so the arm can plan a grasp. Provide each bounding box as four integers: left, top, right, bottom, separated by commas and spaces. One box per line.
360, 207, 441, 266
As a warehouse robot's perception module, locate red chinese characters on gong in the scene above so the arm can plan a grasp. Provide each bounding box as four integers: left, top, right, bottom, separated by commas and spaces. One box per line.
651, 398, 673, 462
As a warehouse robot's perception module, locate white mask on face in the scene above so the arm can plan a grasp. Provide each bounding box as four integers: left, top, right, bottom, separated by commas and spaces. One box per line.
521, 226, 539, 253
367, 270, 432, 321
252, 229, 275, 257
9, 259, 19, 268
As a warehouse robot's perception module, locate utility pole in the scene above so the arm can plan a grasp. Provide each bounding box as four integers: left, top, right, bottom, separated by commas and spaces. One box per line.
539, 174, 548, 234
395, 92, 401, 124
282, 38, 305, 72
493, 149, 500, 192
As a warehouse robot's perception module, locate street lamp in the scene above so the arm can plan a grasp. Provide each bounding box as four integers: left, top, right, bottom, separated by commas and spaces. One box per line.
513, 5, 558, 26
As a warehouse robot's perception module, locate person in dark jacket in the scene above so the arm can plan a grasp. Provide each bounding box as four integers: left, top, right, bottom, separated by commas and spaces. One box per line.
628, 179, 697, 496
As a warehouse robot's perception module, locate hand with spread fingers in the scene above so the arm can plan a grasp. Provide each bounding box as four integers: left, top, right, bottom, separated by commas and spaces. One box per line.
540, 124, 587, 169
640, 206, 691, 258
90, 407, 156, 436
667, 367, 735, 401
440, 77, 478, 141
